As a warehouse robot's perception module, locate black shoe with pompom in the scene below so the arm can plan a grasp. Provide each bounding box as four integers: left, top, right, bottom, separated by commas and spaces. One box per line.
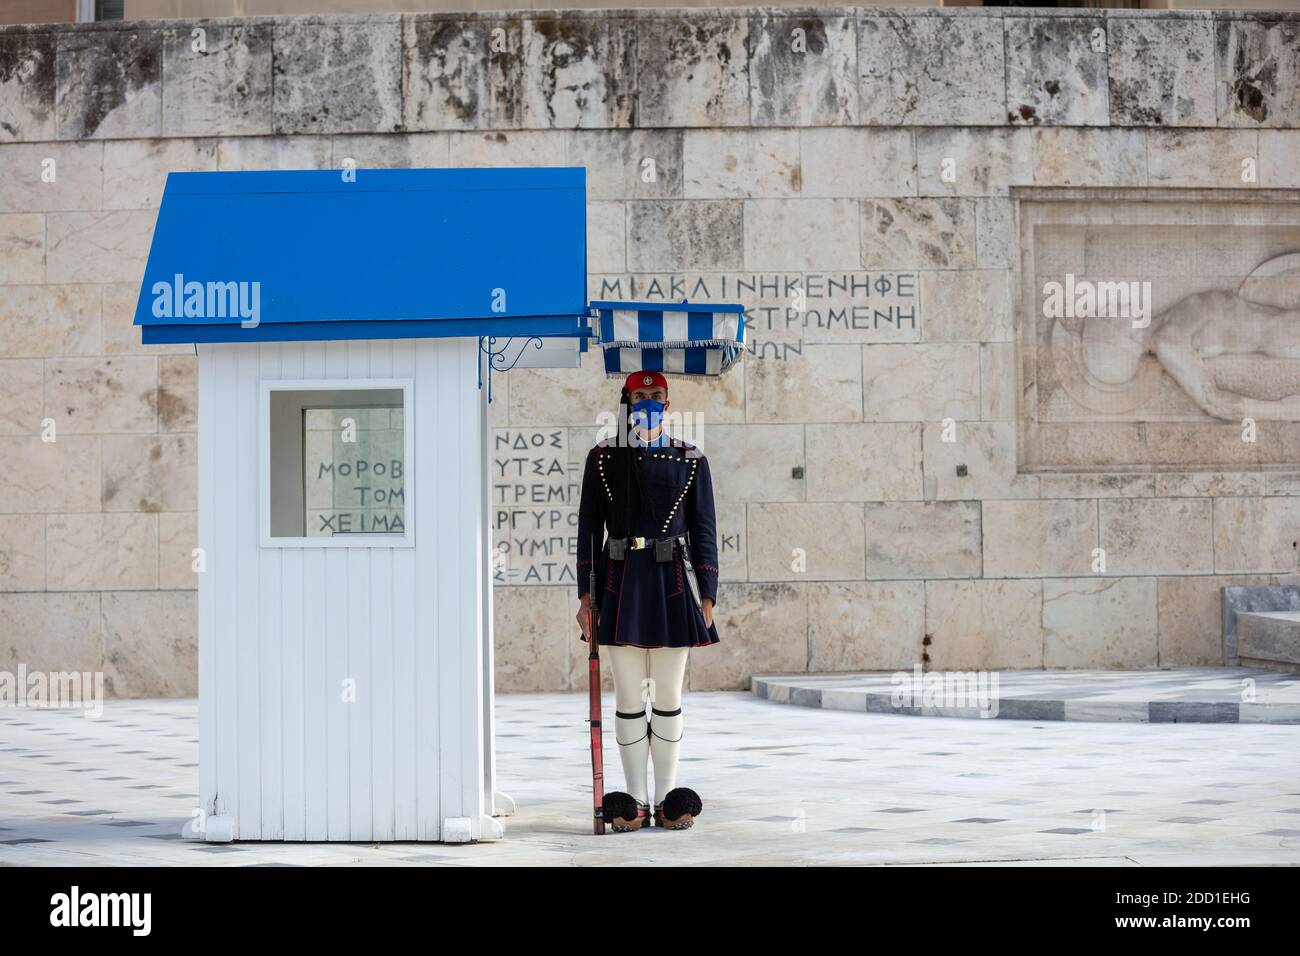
602, 791, 650, 832
654, 787, 702, 829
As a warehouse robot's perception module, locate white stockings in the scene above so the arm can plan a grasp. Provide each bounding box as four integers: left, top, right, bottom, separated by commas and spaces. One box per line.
608, 645, 689, 806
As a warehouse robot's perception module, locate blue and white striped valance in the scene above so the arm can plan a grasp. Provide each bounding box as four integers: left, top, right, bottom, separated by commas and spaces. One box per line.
589, 300, 745, 377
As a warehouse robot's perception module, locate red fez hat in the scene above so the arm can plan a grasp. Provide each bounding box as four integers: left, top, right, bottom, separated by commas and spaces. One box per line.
624, 370, 668, 395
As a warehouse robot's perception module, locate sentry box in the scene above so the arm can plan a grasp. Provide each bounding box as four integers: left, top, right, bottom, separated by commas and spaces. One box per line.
134, 167, 591, 843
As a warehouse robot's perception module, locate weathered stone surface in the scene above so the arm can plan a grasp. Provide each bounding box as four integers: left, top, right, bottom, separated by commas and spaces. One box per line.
921, 270, 1011, 344
925, 579, 1043, 669
684, 129, 799, 199
635, 16, 749, 128
0, 514, 44, 590
0, 213, 44, 284
861, 343, 979, 422
1215, 16, 1300, 128
983, 498, 1099, 578
806, 423, 922, 501
586, 200, 624, 275
922, 422, 1039, 501
103, 138, 218, 210
448, 129, 565, 166
980, 342, 1015, 422
331, 132, 450, 169
1107, 15, 1215, 127
404, 16, 520, 132
1099, 498, 1213, 575
55, 29, 161, 140
157, 512, 197, 591
505, 348, 610, 427
857, 13, 1005, 126
568, 129, 683, 199
975, 197, 1014, 270
102, 434, 196, 513
162, 22, 272, 137
1260, 131, 1300, 187
45, 357, 157, 434
1040, 473, 1155, 499
0, 436, 99, 513
1155, 472, 1266, 498
0, 142, 102, 213
272, 17, 402, 134
102, 282, 186, 356
807, 580, 924, 671
1147, 129, 1258, 188
0, 592, 102, 676
748, 14, 856, 127
916, 128, 1033, 197
0, 33, 55, 142
747, 502, 865, 581
1213, 497, 1300, 573
688, 582, 806, 691
700, 423, 804, 503
0, 358, 42, 435
626, 200, 743, 272
746, 345, 862, 424
1042, 577, 1158, 668
102, 591, 196, 697
158, 355, 196, 432
1158, 573, 1272, 666
1032, 128, 1147, 186
217, 134, 332, 170
861, 198, 975, 270
745, 199, 860, 271
799, 128, 914, 198
496, 585, 572, 692
863, 500, 981, 579
46, 210, 153, 284
46, 514, 158, 591
521, 17, 633, 129
1005, 16, 1108, 126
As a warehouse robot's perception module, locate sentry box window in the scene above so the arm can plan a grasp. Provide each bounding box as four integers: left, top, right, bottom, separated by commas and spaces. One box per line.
261, 380, 414, 548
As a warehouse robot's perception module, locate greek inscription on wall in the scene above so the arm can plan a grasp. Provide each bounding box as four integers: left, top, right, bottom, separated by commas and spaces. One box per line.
590, 272, 921, 359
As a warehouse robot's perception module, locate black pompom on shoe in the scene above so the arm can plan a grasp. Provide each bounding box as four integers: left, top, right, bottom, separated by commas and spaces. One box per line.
602, 791, 649, 832
655, 788, 702, 830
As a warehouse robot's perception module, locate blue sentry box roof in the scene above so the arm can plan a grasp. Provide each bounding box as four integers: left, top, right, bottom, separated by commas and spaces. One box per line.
134, 167, 589, 345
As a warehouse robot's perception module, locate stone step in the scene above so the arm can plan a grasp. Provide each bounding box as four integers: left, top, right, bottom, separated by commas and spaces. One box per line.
751, 667, 1300, 724
1237, 611, 1300, 671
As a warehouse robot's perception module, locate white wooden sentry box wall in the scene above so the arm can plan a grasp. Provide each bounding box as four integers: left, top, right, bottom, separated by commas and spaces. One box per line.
195, 336, 500, 842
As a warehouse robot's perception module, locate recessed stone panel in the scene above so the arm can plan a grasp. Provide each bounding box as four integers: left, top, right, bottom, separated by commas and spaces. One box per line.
1017, 189, 1300, 472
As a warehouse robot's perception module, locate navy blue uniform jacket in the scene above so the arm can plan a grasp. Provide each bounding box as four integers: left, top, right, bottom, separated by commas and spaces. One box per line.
576, 437, 720, 649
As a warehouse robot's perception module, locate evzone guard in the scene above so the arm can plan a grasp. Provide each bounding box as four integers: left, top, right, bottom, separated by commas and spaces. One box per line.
576, 370, 720, 831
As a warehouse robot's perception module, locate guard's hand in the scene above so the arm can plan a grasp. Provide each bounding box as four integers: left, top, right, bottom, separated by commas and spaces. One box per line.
701, 597, 714, 629
577, 595, 599, 642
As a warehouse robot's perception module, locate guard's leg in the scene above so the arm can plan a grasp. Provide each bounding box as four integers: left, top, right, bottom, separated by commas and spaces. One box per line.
647, 647, 689, 807
607, 645, 651, 828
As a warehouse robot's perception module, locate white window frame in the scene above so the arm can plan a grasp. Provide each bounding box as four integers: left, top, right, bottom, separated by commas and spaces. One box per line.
259, 378, 416, 549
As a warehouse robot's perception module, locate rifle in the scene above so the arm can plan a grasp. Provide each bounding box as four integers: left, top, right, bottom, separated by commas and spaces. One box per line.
586, 533, 605, 835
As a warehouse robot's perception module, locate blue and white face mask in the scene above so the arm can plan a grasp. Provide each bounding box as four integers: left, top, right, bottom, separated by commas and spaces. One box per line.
629, 398, 666, 433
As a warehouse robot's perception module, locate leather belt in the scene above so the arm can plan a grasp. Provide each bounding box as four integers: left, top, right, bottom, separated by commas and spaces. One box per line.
607, 535, 682, 562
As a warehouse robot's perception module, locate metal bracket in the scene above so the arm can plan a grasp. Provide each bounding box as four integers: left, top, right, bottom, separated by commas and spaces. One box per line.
477, 336, 543, 403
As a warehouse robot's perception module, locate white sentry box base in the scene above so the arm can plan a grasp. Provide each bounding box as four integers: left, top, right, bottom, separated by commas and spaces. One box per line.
194, 337, 503, 842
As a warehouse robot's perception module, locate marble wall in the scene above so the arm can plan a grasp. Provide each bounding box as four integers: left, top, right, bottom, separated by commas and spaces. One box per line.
1, 8, 1299, 695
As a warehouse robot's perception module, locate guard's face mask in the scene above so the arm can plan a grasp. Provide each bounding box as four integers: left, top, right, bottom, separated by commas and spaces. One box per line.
629, 398, 666, 433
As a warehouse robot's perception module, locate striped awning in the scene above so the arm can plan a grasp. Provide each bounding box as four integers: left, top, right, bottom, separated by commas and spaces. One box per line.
590, 300, 745, 376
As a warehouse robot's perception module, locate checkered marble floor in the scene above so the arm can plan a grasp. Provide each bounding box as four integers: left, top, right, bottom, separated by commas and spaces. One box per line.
755, 667, 1300, 724
3, 692, 1300, 866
